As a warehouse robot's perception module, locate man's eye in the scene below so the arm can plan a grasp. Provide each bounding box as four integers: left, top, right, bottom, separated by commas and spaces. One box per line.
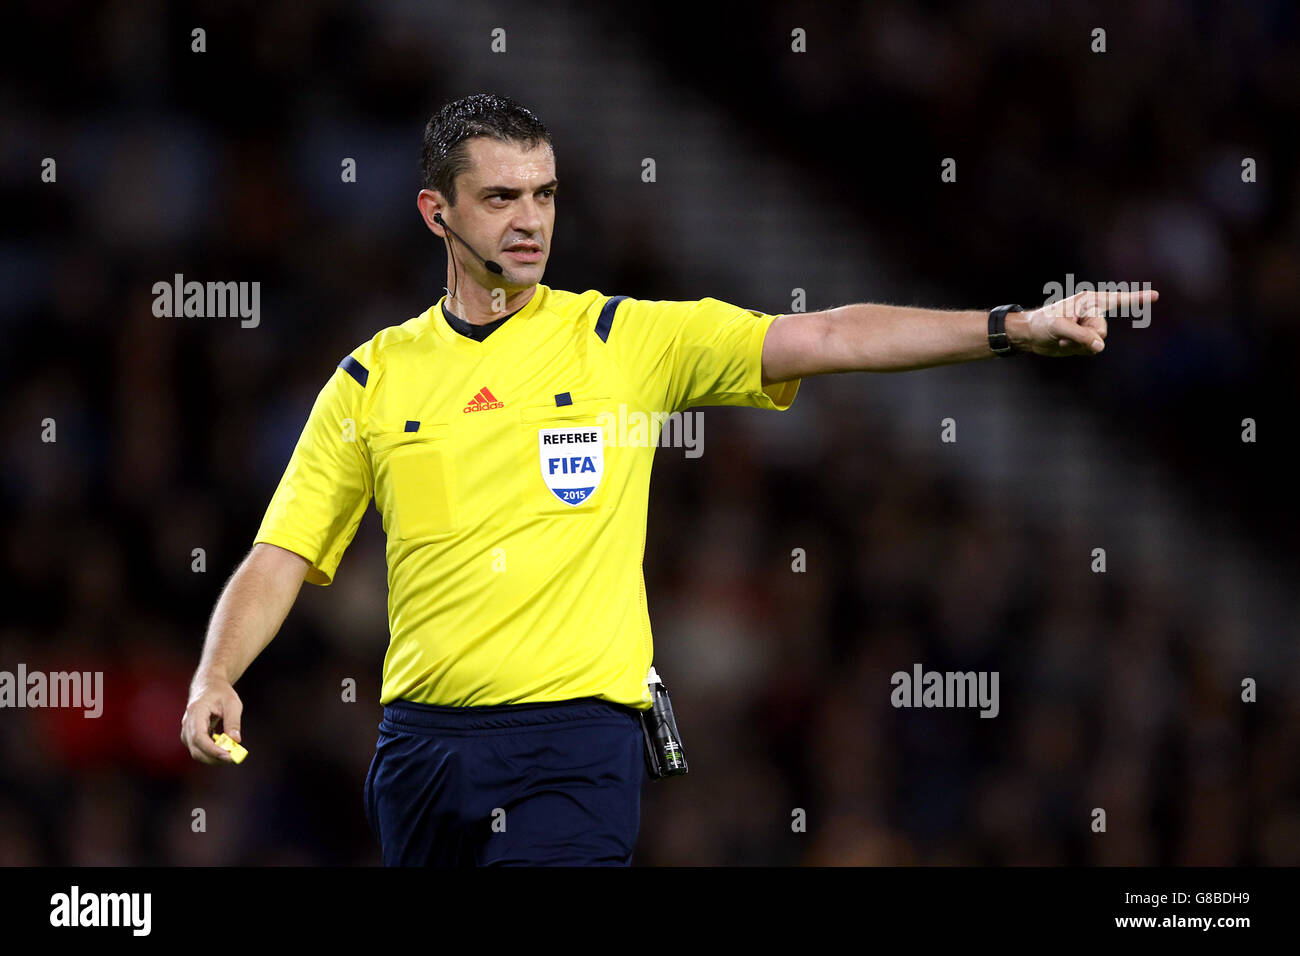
540, 189, 555, 199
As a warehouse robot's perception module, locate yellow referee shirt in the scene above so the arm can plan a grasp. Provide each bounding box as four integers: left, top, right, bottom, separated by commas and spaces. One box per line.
253, 285, 801, 709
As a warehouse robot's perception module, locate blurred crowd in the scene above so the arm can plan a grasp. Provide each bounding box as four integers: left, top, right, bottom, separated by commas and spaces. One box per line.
602, 0, 1300, 558
1, 0, 1296, 865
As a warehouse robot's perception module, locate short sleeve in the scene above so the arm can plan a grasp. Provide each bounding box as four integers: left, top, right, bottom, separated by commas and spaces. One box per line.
603, 296, 802, 413
253, 359, 373, 586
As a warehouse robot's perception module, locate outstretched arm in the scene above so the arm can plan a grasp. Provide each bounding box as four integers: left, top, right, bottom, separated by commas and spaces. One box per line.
760, 289, 1158, 384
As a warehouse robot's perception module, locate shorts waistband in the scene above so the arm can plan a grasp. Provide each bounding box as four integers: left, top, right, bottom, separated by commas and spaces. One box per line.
381, 696, 643, 732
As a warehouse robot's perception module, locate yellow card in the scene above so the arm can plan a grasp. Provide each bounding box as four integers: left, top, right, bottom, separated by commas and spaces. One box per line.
212, 732, 248, 764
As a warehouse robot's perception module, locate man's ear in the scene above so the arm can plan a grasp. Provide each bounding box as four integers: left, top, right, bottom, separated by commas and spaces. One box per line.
417, 189, 447, 236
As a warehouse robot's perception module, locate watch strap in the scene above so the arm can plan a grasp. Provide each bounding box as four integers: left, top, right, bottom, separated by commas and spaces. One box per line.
988, 304, 1023, 357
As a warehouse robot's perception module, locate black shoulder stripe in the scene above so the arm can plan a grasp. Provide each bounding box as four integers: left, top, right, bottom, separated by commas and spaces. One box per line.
339, 355, 368, 386
594, 295, 628, 343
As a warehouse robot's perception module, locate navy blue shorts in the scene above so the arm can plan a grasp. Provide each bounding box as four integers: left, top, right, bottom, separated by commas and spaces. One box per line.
363, 697, 646, 866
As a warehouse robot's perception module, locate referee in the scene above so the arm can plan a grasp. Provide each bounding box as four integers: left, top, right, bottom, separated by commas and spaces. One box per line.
180, 92, 1157, 865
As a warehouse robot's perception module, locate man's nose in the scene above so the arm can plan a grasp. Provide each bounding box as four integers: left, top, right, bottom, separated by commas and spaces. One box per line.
512, 198, 544, 233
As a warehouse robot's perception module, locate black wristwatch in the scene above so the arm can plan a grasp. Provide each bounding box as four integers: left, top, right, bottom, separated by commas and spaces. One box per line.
988, 304, 1022, 357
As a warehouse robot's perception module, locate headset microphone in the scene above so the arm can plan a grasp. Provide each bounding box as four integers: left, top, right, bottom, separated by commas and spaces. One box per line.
433, 212, 506, 277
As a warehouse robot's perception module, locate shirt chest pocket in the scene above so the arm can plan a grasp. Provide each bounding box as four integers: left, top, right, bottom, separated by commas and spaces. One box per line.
518, 398, 614, 515
369, 425, 457, 540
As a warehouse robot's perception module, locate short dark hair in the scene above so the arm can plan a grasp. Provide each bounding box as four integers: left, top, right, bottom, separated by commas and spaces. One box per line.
420, 93, 553, 205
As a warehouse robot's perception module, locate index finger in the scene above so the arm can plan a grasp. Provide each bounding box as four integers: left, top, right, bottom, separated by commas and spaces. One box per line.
183, 713, 234, 764
189, 737, 233, 765
1097, 288, 1159, 313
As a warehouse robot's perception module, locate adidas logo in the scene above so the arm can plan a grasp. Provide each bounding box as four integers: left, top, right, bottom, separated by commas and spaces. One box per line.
463, 386, 504, 413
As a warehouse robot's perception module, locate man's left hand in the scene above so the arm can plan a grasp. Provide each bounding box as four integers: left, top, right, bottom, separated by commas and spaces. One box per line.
1012, 288, 1160, 356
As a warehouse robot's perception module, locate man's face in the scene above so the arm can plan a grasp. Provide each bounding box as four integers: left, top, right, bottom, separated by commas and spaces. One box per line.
440, 137, 557, 289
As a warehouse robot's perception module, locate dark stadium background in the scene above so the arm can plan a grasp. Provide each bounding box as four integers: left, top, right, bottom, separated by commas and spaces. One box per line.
1, 0, 1297, 865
